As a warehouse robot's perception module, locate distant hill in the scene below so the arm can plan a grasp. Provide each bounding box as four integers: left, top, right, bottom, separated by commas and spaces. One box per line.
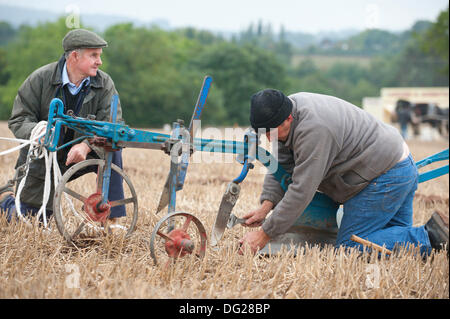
0, 3, 432, 55
0, 4, 363, 48
284, 29, 361, 49
0, 4, 170, 31
299, 20, 433, 56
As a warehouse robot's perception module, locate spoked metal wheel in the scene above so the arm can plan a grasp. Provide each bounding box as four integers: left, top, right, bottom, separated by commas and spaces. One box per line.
150, 211, 207, 266
53, 159, 138, 244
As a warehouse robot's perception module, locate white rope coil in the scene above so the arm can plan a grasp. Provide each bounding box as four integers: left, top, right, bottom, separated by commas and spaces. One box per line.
2, 124, 115, 233
13, 122, 55, 227
1, 121, 62, 228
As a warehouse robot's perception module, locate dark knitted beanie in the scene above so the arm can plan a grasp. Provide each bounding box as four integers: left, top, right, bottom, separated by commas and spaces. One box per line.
249, 89, 292, 131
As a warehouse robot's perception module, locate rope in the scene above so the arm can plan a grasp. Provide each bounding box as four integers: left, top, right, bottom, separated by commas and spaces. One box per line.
1, 121, 60, 228
13, 122, 54, 226
0, 137, 39, 156
1, 124, 103, 232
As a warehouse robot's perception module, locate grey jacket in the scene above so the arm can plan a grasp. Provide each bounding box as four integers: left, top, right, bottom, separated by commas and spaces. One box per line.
261, 92, 404, 238
8, 55, 122, 209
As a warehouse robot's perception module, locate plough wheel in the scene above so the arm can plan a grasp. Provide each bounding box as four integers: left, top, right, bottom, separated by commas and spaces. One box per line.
53, 159, 138, 244
150, 212, 207, 266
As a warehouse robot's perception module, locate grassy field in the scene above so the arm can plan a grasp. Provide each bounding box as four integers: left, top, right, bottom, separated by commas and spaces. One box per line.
291, 54, 373, 69
0, 121, 448, 299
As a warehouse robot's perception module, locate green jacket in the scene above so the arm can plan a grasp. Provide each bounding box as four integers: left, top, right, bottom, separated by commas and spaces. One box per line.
8, 55, 122, 209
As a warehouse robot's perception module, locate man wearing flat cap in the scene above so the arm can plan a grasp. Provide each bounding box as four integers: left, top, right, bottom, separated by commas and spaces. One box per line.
0, 29, 127, 229
239, 89, 449, 256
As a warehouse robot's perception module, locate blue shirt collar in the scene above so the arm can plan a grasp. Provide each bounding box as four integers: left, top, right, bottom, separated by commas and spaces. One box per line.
62, 62, 90, 95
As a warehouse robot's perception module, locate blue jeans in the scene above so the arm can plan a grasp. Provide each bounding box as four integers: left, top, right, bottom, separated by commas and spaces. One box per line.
0, 195, 37, 222
336, 154, 431, 255
1, 150, 126, 222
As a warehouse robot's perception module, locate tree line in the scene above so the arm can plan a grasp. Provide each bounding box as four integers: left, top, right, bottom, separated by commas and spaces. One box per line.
0, 6, 448, 128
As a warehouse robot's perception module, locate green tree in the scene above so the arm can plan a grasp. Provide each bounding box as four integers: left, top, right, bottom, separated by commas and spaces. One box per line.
0, 48, 8, 85
193, 42, 288, 125
0, 21, 17, 46
102, 23, 226, 127
420, 6, 449, 75
343, 29, 405, 56
0, 17, 74, 119
175, 27, 223, 46
326, 63, 367, 84
291, 58, 318, 78
387, 15, 448, 87
287, 58, 378, 107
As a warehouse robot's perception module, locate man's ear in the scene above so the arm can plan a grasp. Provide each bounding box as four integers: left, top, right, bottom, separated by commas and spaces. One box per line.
73, 50, 80, 60
287, 114, 293, 123
66, 50, 76, 61
72, 49, 83, 61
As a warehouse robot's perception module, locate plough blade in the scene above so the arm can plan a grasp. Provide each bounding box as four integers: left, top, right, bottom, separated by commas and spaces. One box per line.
210, 182, 241, 246
156, 176, 170, 213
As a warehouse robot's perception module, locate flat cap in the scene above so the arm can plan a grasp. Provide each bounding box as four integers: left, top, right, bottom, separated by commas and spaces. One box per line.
62, 29, 108, 52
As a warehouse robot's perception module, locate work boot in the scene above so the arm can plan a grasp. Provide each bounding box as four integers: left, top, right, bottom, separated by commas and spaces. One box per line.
425, 211, 449, 251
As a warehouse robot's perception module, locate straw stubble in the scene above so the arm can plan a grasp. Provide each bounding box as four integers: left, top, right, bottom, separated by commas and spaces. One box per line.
0, 123, 448, 298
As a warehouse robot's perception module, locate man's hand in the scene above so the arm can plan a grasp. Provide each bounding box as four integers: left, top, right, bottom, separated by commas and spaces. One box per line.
238, 230, 270, 255
65, 142, 92, 166
242, 200, 273, 227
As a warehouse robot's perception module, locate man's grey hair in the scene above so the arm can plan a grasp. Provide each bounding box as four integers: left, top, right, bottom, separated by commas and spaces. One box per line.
64, 48, 85, 60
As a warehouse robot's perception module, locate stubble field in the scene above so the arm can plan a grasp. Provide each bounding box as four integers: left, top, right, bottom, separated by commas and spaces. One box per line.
0, 121, 448, 299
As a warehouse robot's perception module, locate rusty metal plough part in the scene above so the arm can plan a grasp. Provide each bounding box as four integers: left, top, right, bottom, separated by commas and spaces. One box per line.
150, 212, 207, 266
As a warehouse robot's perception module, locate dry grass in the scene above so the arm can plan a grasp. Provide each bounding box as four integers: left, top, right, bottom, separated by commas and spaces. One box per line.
0, 121, 448, 299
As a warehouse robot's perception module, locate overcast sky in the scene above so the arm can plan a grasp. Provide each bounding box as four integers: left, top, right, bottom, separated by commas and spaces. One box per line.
1, 0, 448, 33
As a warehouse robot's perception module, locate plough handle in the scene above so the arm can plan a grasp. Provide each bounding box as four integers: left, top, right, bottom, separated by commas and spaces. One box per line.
416, 148, 449, 183
415, 149, 448, 168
